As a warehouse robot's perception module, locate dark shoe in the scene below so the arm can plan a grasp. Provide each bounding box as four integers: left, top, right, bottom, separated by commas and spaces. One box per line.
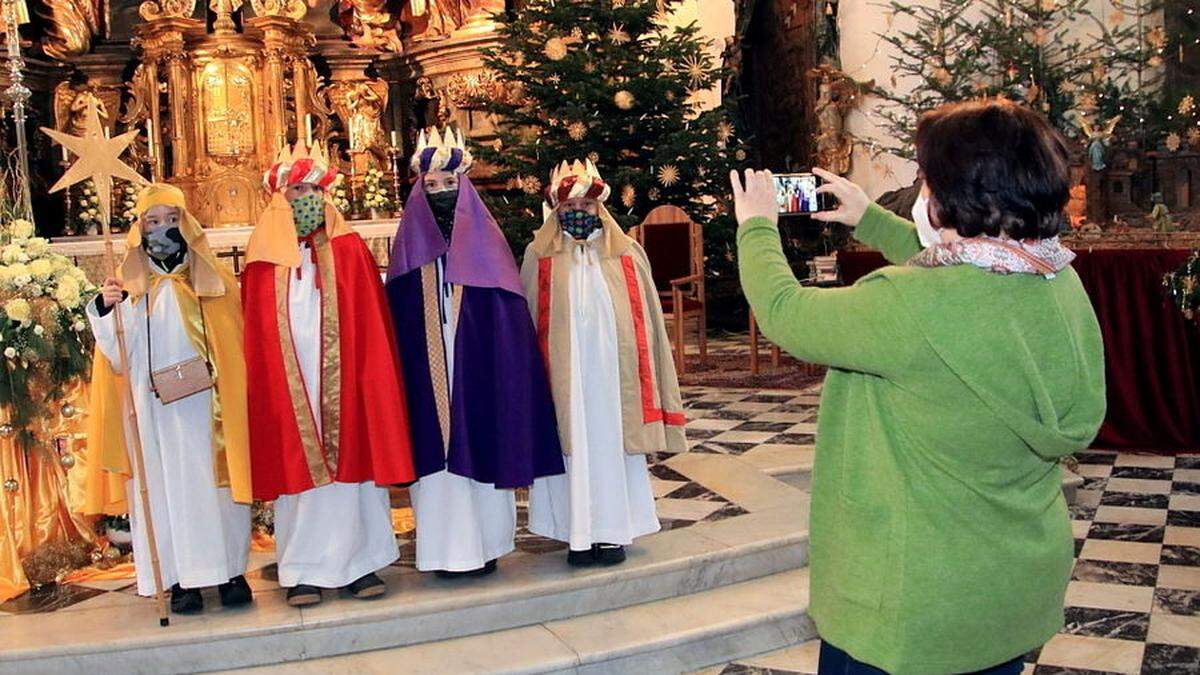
286, 584, 322, 607
567, 549, 596, 567
346, 572, 386, 600
170, 584, 203, 614
593, 543, 626, 566
218, 575, 253, 607
435, 559, 498, 578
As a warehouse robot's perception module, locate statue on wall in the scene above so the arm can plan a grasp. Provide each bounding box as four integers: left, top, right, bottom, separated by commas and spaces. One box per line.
407, 0, 503, 40
37, 0, 99, 60
336, 0, 402, 51
326, 79, 389, 153
412, 76, 452, 131
808, 65, 867, 176
53, 80, 122, 138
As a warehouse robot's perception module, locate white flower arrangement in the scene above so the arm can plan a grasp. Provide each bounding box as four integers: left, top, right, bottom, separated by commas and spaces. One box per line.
362, 168, 393, 212
0, 216, 98, 442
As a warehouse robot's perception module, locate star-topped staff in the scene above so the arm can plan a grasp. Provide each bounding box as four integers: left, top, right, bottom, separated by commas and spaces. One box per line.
40, 102, 171, 627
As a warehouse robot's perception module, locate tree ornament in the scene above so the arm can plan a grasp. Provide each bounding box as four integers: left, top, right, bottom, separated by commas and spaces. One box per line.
520, 175, 542, 194
614, 90, 635, 110
657, 164, 680, 187
1147, 26, 1167, 50
621, 184, 636, 208
3, 478, 17, 492
681, 55, 707, 89
570, 26, 583, 41
544, 37, 569, 61
1091, 61, 1107, 82
1108, 9, 1126, 28
648, 187, 660, 201
584, 61, 597, 74
1039, 0, 1056, 10
716, 120, 734, 143
735, 148, 747, 161
932, 67, 952, 85
587, 151, 600, 163
1187, 128, 1200, 148
568, 121, 588, 140
609, 24, 631, 45
1180, 95, 1196, 116
1149, 55, 1164, 69
1166, 132, 1182, 152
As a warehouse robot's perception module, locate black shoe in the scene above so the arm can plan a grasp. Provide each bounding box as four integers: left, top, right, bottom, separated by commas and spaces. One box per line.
567, 549, 596, 567
218, 575, 253, 607
286, 584, 322, 607
170, 584, 203, 614
593, 543, 626, 566
435, 559, 498, 578
346, 572, 386, 600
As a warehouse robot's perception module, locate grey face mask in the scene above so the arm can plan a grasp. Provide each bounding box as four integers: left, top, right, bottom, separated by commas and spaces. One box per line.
144, 227, 186, 261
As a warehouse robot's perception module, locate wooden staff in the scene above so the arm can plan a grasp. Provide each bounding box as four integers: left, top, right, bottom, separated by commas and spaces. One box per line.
98, 209, 171, 627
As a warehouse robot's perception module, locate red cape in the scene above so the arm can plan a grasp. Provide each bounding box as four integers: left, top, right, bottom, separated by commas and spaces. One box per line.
242, 230, 416, 500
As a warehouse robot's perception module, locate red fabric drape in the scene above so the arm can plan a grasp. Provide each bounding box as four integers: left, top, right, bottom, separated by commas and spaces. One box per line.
838, 248, 1200, 453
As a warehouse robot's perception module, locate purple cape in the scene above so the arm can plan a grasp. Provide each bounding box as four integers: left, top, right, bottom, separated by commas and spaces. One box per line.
385, 179, 563, 487
387, 176, 524, 296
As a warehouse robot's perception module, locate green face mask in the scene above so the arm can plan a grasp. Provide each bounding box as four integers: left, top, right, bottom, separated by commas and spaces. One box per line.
290, 192, 325, 238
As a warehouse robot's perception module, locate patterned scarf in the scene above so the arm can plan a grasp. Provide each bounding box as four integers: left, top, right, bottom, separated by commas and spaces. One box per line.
908, 236, 1075, 279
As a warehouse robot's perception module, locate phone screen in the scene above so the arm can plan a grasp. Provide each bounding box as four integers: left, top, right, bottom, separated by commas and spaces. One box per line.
774, 172, 826, 215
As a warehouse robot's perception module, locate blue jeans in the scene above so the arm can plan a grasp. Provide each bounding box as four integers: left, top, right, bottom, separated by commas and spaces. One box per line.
818, 641, 1025, 675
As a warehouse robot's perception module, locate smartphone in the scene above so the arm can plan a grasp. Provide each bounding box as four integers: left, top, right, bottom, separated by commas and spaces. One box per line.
774, 172, 829, 215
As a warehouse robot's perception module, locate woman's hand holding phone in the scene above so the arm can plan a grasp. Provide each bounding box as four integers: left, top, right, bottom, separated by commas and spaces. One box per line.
811, 167, 870, 228
730, 169, 779, 228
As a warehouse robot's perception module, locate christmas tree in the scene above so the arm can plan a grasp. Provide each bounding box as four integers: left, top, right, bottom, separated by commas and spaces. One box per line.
861, 0, 1162, 158
474, 0, 749, 278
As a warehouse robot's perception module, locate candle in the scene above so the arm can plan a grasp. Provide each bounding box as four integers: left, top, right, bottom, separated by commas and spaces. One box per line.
390, 130, 399, 147
146, 118, 156, 164
305, 114, 313, 148
61, 143, 68, 162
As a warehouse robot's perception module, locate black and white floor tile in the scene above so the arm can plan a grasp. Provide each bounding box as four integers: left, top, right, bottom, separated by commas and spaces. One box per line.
709, 450, 1200, 675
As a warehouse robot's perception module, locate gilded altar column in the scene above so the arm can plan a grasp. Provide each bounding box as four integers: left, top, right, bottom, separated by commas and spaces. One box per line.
292, 56, 309, 141
164, 50, 192, 176
263, 48, 287, 150
143, 60, 165, 181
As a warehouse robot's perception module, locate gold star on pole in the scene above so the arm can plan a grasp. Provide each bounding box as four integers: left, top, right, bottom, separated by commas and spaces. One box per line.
40, 100, 147, 225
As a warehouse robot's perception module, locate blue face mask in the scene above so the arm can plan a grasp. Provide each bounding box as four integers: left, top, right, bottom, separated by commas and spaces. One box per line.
560, 209, 601, 240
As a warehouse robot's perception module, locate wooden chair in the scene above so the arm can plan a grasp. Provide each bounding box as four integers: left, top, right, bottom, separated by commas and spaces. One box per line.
631, 205, 706, 375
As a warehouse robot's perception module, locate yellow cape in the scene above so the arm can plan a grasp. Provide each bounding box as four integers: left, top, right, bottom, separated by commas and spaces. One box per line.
82, 184, 252, 514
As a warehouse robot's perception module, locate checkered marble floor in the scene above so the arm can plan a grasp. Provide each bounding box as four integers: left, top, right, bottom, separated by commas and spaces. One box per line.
0, 383, 820, 616
707, 450, 1200, 675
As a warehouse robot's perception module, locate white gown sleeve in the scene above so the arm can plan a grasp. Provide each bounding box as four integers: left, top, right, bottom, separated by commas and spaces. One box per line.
86, 295, 130, 375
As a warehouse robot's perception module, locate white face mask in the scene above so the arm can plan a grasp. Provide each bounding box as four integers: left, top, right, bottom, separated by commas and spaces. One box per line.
911, 190, 942, 249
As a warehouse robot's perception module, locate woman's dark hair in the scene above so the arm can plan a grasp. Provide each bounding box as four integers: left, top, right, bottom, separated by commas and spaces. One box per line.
916, 99, 1070, 240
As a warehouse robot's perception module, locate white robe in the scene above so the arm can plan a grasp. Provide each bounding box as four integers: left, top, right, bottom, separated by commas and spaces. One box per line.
409, 257, 517, 572
528, 232, 660, 551
86, 263, 250, 596
272, 240, 399, 588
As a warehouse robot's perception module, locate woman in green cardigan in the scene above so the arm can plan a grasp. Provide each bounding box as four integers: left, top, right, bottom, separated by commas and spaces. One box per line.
733, 100, 1106, 674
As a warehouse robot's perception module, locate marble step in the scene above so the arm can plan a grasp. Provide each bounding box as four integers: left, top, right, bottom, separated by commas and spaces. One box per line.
231, 568, 815, 675
1, 501, 809, 674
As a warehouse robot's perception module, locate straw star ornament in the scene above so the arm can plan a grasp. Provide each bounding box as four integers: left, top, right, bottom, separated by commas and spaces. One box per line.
41, 100, 147, 224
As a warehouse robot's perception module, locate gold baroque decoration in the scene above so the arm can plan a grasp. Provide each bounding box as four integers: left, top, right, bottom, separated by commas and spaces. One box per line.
344, 0, 402, 51
38, 0, 99, 60
444, 70, 503, 110
139, 0, 198, 21
249, 0, 306, 19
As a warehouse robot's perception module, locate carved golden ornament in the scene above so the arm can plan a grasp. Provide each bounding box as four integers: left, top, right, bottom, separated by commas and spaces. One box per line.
139, 0, 198, 21
250, 0, 306, 19
38, 0, 98, 60
326, 79, 388, 153
444, 70, 503, 109
344, 0, 401, 51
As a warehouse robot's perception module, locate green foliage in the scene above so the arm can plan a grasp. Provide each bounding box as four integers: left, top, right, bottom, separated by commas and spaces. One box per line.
474, 0, 750, 279
862, 0, 1165, 158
